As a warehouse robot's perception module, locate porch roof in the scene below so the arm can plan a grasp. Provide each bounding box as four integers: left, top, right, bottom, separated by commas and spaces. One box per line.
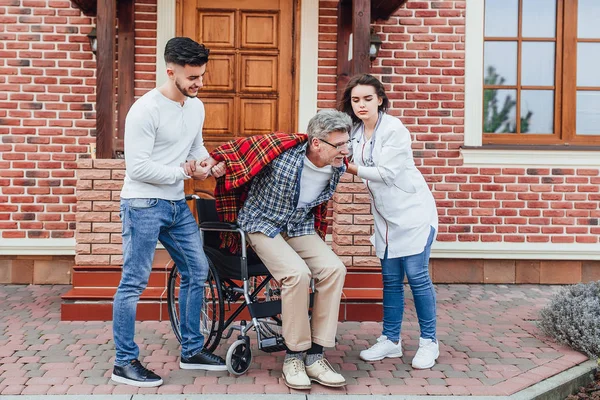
70, 0, 408, 20
340, 0, 409, 21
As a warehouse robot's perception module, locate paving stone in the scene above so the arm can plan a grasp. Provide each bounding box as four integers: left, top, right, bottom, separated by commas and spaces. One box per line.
479, 378, 505, 385
0, 284, 586, 396
12, 351, 38, 357
40, 355, 76, 363
357, 363, 374, 371
426, 378, 447, 385
467, 351, 500, 358
465, 371, 486, 379
24, 369, 46, 378
537, 352, 563, 359
468, 364, 487, 372
378, 378, 406, 386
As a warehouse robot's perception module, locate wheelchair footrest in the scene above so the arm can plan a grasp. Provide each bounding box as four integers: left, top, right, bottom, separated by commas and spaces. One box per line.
258, 336, 287, 353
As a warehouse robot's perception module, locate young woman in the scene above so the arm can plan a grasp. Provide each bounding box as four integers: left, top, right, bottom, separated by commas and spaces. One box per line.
340, 74, 439, 369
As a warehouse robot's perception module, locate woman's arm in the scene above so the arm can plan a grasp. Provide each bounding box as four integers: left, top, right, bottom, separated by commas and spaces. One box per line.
346, 162, 359, 176
356, 118, 413, 186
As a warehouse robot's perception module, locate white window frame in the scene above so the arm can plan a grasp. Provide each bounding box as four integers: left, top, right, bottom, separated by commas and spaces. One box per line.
463, 0, 600, 167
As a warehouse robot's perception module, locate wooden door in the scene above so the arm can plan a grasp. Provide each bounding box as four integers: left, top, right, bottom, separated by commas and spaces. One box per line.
179, 0, 297, 199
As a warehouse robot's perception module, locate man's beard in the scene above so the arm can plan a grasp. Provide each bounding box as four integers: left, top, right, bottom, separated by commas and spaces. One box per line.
175, 79, 197, 98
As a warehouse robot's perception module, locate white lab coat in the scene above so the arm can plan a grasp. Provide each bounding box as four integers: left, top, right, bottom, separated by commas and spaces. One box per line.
351, 113, 438, 259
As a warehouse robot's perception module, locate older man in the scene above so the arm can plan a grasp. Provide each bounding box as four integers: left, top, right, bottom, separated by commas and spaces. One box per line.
233, 110, 352, 389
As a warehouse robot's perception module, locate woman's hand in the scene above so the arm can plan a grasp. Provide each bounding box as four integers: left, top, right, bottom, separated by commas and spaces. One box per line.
346, 162, 359, 176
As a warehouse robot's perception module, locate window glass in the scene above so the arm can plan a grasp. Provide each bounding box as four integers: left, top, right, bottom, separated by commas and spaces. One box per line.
521, 90, 554, 134
522, 0, 556, 38
521, 42, 555, 86
483, 89, 518, 133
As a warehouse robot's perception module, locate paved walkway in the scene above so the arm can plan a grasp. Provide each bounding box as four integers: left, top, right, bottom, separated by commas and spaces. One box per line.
0, 284, 591, 397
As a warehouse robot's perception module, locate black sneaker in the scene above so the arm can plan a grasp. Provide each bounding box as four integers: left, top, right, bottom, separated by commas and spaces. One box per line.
180, 349, 227, 371
111, 359, 163, 387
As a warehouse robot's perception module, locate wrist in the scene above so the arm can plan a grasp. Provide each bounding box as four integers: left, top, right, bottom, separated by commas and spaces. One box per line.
180, 166, 191, 180
347, 163, 358, 175
203, 156, 217, 168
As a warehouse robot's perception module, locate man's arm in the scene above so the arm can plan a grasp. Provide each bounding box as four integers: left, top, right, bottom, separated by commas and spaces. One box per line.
185, 101, 221, 178
124, 105, 188, 184
186, 101, 210, 162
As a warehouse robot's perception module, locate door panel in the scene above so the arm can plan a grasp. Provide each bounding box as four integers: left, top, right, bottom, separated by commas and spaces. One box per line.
203, 98, 234, 139
204, 55, 235, 91
240, 55, 278, 92
240, 99, 277, 135
241, 12, 279, 48
180, 0, 295, 199
199, 12, 235, 48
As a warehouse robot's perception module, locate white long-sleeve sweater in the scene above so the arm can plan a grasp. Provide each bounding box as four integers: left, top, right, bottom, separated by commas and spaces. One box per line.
120, 88, 210, 201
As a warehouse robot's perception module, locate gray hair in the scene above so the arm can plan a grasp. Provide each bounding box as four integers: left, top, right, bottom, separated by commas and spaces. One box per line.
306, 109, 352, 141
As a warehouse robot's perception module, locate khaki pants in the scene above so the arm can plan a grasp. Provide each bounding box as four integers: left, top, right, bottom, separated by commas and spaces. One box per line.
247, 233, 346, 351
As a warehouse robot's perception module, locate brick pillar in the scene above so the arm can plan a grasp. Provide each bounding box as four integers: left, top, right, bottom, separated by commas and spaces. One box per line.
332, 173, 379, 268
75, 159, 125, 266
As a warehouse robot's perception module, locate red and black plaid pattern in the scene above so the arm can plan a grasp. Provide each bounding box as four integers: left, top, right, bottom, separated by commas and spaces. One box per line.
210, 132, 329, 253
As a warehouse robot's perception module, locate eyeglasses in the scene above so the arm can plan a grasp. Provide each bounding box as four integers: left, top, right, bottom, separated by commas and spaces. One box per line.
319, 138, 351, 151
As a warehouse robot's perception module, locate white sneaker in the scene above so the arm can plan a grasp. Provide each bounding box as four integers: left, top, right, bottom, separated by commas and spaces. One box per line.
411, 337, 439, 369
359, 335, 403, 362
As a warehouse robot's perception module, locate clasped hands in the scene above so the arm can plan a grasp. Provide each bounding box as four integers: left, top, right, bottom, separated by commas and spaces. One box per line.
181, 156, 226, 180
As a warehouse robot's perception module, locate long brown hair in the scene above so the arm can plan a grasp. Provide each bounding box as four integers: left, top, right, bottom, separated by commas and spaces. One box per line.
338, 74, 389, 125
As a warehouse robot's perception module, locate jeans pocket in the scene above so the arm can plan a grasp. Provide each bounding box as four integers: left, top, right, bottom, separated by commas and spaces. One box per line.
119, 203, 128, 235
129, 198, 159, 209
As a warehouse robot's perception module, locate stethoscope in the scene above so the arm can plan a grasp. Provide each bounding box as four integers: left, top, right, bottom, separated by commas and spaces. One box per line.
352, 111, 384, 167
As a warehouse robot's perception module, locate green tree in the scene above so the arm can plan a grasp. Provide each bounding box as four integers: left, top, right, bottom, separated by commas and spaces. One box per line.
483, 66, 532, 133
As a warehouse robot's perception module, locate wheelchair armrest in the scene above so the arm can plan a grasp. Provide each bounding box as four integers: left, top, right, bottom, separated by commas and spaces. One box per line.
200, 221, 239, 231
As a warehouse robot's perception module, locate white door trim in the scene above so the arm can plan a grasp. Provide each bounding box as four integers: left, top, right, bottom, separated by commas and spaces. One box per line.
297, 0, 319, 132
155, 0, 176, 87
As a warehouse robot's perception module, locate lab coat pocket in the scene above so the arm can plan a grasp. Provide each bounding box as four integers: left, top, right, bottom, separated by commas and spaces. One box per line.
393, 174, 417, 193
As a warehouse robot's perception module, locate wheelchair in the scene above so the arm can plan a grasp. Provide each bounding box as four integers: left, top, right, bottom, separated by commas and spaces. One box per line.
167, 194, 313, 375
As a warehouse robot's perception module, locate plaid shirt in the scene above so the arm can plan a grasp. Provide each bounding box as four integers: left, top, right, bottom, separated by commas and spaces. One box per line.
237, 143, 345, 239
211, 132, 336, 254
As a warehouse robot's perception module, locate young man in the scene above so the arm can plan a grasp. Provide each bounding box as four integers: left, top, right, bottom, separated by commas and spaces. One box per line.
235, 110, 352, 390
111, 37, 226, 388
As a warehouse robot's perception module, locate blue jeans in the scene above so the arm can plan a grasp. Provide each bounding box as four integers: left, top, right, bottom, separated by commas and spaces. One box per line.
113, 198, 209, 366
381, 226, 436, 343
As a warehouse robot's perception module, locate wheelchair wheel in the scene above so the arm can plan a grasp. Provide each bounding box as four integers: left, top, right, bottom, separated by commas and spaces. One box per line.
167, 258, 224, 352
226, 339, 252, 375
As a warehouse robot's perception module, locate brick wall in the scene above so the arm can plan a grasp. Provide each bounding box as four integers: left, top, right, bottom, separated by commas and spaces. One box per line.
0, 0, 95, 240
132, 0, 157, 97
0, 0, 156, 241
0, 0, 156, 283
320, 0, 600, 269
3, 0, 600, 284
75, 159, 124, 266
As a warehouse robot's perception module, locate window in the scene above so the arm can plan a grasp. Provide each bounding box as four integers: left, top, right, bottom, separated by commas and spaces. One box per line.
482, 0, 600, 146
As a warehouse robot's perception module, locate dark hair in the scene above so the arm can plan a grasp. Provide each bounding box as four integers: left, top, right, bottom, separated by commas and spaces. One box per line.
164, 37, 210, 67
339, 73, 389, 124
